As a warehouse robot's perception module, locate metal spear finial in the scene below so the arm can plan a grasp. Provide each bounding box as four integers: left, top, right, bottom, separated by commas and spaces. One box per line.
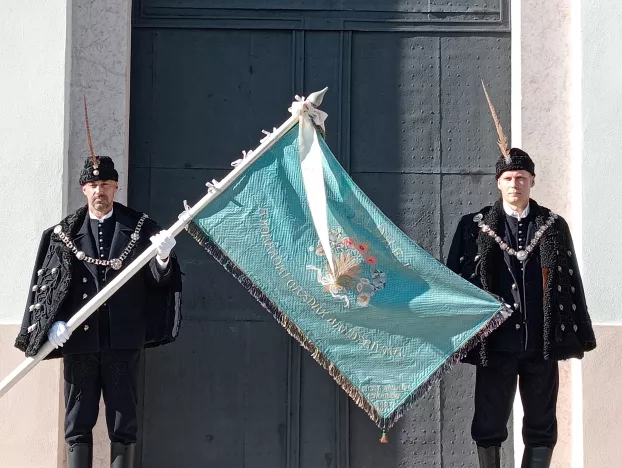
307, 87, 329, 108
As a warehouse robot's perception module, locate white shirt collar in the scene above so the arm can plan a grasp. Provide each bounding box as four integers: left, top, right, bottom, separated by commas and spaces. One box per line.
503, 201, 530, 220
88, 208, 114, 221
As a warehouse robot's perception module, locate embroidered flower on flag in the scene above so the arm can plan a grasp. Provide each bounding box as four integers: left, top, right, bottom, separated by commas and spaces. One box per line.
342, 237, 355, 248
356, 243, 369, 254
307, 227, 387, 308
357, 294, 371, 307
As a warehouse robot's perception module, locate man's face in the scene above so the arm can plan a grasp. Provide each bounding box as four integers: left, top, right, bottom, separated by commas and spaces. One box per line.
82, 180, 118, 214
497, 170, 535, 206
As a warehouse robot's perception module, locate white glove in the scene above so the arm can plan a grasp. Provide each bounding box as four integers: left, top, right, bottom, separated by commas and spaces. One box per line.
150, 230, 176, 260
48, 321, 71, 349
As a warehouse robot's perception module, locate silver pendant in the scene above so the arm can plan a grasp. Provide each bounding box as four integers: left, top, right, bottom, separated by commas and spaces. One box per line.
110, 258, 123, 270
516, 250, 528, 261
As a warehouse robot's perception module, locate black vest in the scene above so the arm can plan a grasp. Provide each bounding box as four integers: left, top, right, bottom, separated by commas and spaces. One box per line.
89, 214, 115, 345
488, 212, 544, 351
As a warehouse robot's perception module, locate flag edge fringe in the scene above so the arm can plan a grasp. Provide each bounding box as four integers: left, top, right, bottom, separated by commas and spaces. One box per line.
186, 220, 511, 431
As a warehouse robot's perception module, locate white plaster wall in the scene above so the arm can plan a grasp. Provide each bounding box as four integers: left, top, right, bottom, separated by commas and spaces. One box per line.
69, 0, 131, 213
0, 325, 65, 468
0, 1, 71, 324
522, 0, 573, 221
581, 0, 622, 325
518, 1, 576, 467
582, 326, 622, 468
580, 1, 622, 466
0, 4, 70, 467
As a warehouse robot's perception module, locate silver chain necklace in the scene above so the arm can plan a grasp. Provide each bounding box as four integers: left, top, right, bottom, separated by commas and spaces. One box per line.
53, 214, 148, 270
473, 211, 558, 262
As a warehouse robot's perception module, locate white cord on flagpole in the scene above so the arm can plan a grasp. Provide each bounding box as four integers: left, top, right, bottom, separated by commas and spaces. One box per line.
0, 88, 329, 399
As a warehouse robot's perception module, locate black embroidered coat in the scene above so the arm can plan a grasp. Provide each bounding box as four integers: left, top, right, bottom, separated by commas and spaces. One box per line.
15, 203, 183, 358
447, 199, 596, 365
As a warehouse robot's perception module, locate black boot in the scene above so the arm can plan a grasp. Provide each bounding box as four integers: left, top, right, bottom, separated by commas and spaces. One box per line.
477, 445, 501, 468
521, 446, 553, 468
67, 443, 93, 468
111, 442, 136, 468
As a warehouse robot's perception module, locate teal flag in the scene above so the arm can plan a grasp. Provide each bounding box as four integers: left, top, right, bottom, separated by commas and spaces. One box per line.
188, 124, 509, 433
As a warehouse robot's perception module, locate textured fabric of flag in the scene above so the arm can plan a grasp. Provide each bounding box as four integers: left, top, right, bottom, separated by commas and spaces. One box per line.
187, 124, 510, 431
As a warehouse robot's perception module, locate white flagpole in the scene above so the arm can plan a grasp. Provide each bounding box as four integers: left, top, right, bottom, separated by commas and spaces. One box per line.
0, 88, 328, 399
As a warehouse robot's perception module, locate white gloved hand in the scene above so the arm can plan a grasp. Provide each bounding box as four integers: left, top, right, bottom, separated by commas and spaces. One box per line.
48, 321, 71, 349
150, 230, 176, 260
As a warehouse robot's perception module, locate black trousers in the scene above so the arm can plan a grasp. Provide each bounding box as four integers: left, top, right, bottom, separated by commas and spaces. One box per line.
472, 351, 559, 449
63, 347, 140, 445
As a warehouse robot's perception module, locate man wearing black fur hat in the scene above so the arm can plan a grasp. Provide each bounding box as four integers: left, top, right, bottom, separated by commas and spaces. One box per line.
446, 84, 596, 468
15, 114, 183, 467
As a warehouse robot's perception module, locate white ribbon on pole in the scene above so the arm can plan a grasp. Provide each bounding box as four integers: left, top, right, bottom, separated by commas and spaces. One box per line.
288, 89, 335, 274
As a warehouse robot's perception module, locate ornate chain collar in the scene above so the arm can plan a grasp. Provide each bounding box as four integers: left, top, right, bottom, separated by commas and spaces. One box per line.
53, 214, 148, 270
473, 211, 558, 262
